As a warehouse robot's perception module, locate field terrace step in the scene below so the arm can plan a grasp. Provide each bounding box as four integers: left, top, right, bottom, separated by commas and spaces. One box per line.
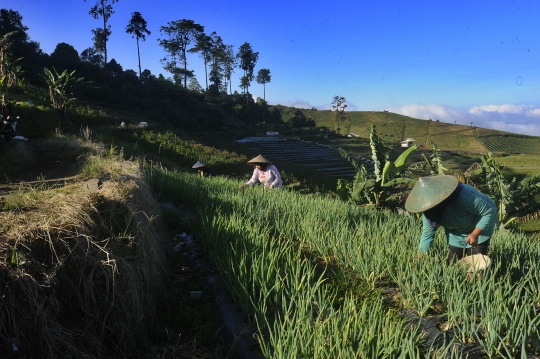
237, 136, 357, 179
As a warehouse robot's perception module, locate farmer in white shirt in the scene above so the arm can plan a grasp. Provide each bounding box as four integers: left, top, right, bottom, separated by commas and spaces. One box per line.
239, 154, 282, 189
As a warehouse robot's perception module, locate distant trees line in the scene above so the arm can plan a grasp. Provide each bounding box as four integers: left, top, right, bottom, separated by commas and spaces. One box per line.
0, 7, 310, 131
1, 4, 273, 102
81, 0, 270, 103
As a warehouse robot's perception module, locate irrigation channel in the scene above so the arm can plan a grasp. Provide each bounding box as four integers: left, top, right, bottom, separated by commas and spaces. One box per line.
236, 136, 359, 179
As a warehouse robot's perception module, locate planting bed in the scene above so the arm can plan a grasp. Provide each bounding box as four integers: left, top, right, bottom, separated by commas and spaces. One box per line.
236, 136, 357, 179
151, 170, 540, 358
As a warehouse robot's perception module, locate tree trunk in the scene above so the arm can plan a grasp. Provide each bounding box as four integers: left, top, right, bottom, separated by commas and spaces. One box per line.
136, 38, 142, 81
204, 59, 208, 90
102, 0, 107, 65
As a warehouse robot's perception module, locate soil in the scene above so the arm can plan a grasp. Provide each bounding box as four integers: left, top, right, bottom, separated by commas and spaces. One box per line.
0, 139, 80, 190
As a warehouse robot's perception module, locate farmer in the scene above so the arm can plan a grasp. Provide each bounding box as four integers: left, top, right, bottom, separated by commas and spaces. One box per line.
192, 161, 216, 178
404, 175, 497, 264
239, 154, 282, 189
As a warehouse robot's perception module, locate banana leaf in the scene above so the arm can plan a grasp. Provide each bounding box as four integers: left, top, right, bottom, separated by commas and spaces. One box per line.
381, 144, 417, 185
382, 177, 418, 187
336, 178, 350, 201
351, 178, 376, 202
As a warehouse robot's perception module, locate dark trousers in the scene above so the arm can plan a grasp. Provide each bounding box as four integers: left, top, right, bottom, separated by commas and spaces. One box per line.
447, 239, 491, 265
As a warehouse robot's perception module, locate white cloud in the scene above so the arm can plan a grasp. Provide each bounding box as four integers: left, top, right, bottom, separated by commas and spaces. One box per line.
469, 104, 539, 116
385, 103, 540, 136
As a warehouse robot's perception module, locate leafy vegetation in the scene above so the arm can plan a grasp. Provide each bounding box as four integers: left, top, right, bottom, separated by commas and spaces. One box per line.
469, 152, 540, 228
337, 125, 418, 207
150, 168, 540, 358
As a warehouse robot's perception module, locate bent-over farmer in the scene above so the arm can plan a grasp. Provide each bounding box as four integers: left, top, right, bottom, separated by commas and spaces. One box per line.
404, 175, 497, 264
192, 161, 216, 178
239, 154, 282, 189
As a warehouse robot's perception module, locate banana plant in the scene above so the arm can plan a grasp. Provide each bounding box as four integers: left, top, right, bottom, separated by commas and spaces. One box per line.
412, 140, 447, 175
472, 152, 540, 228
43, 67, 84, 123
0, 31, 22, 111
338, 125, 418, 207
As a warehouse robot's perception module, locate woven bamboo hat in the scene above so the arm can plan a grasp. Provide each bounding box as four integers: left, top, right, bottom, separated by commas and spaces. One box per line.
192, 161, 207, 169
404, 175, 459, 213
247, 154, 272, 165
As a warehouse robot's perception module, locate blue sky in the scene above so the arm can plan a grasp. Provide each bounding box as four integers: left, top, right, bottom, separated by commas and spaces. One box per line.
3, 0, 540, 135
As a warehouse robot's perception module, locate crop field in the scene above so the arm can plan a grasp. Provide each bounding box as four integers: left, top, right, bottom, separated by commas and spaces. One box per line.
236, 137, 357, 179
496, 154, 540, 179
294, 110, 540, 156
152, 169, 540, 358
479, 135, 540, 156
479, 136, 523, 154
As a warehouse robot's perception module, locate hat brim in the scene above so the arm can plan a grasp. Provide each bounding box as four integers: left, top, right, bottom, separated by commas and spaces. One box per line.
247, 154, 272, 165
404, 175, 459, 213
192, 161, 207, 169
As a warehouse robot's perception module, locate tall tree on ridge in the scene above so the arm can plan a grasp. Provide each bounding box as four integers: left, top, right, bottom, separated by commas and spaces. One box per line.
85, 0, 119, 66
158, 19, 203, 87
0, 9, 44, 85
188, 77, 203, 93
223, 44, 236, 95
256, 68, 271, 102
189, 32, 212, 90
125, 12, 150, 81
237, 42, 258, 104
208, 32, 228, 96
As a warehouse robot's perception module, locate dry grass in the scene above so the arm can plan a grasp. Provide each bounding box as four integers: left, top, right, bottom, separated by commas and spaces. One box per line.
0, 153, 168, 358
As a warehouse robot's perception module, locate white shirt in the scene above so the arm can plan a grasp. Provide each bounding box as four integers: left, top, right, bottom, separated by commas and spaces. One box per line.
245, 165, 282, 188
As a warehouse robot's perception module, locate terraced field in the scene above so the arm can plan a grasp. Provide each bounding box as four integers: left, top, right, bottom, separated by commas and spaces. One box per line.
285, 109, 538, 155
264, 108, 540, 183
236, 136, 357, 179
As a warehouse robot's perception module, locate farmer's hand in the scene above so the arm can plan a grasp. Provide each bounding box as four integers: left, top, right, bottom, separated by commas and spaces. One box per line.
239, 184, 247, 189
466, 233, 479, 247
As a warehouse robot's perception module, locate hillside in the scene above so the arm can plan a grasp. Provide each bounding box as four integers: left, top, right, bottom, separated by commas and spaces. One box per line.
284, 107, 540, 154
274, 107, 540, 179
4, 91, 540, 187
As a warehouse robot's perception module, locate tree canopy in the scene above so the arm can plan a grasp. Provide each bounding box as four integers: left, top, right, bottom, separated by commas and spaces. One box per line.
158, 19, 204, 87
85, 0, 119, 66
126, 11, 150, 80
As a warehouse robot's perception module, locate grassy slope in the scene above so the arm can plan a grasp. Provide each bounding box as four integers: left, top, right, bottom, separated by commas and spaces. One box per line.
5, 90, 540, 233
285, 108, 540, 178
9, 88, 540, 179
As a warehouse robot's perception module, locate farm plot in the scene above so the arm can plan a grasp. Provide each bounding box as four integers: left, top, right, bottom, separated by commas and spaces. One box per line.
479, 136, 522, 154
236, 137, 357, 179
152, 170, 540, 358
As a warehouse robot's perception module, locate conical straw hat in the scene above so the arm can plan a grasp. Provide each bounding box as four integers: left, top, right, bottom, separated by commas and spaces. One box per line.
404, 175, 459, 213
192, 161, 207, 169
247, 154, 272, 165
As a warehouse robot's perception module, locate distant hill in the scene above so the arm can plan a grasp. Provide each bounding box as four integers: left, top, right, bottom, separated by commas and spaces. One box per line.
277, 108, 540, 156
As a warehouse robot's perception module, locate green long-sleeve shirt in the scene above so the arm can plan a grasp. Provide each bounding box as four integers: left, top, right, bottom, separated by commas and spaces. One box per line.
419, 184, 497, 253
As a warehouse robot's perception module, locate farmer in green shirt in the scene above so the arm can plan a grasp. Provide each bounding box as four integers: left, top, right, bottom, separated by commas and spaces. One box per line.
405, 175, 497, 263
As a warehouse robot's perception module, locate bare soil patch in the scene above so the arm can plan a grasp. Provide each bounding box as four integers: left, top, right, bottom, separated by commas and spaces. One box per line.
0, 139, 81, 191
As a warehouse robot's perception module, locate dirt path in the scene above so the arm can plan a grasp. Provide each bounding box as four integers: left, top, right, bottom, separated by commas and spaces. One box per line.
0, 139, 80, 192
